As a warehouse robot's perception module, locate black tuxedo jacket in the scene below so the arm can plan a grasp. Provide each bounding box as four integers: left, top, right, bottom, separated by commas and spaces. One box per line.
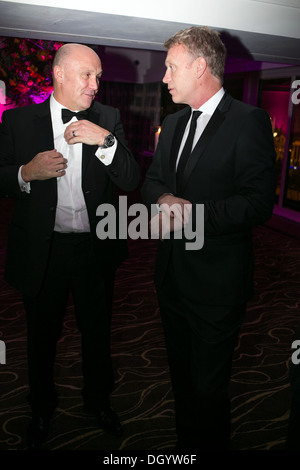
0, 98, 140, 297
142, 92, 276, 306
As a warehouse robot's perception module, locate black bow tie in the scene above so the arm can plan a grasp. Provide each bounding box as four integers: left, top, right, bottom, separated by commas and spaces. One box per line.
61, 108, 89, 124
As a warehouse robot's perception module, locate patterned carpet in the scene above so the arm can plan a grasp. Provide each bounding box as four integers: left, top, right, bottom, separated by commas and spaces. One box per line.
0, 196, 300, 454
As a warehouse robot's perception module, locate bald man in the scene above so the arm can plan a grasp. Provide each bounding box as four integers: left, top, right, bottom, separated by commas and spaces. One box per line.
0, 43, 140, 449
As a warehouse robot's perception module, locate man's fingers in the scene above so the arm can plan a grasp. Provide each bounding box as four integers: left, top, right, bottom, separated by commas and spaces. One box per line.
64, 120, 105, 146
150, 209, 191, 240
53, 155, 67, 167
23, 150, 67, 181
171, 203, 185, 221
159, 202, 192, 225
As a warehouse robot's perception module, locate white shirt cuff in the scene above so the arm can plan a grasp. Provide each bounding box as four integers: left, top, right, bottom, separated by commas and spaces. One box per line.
18, 166, 31, 193
95, 140, 117, 166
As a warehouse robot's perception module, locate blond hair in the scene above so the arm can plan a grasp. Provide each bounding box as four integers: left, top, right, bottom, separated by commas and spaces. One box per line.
164, 26, 227, 82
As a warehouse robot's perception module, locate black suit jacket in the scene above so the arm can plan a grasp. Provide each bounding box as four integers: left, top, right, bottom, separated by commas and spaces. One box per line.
142, 92, 276, 306
0, 98, 140, 297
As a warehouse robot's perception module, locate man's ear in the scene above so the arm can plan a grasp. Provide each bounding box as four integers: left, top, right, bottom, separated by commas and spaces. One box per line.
196, 57, 207, 79
53, 65, 64, 83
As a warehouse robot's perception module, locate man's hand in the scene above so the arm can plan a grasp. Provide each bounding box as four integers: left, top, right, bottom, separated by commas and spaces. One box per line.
150, 194, 193, 240
64, 120, 109, 147
157, 193, 192, 224
21, 149, 67, 182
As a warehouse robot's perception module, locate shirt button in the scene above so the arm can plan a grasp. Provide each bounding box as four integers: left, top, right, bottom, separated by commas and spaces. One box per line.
100, 154, 106, 160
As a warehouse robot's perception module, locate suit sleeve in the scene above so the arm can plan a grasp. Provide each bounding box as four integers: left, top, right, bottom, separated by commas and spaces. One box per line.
102, 107, 141, 192
141, 116, 174, 206
201, 108, 277, 235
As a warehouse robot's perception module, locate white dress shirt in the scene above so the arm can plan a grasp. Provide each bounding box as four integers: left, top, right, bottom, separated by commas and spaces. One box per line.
19, 93, 117, 233
176, 87, 225, 168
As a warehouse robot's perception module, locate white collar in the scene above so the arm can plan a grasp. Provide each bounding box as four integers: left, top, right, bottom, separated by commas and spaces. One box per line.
193, 87, 225, 116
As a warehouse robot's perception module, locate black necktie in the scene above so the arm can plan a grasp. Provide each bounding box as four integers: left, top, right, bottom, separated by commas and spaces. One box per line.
61, 108, 88, 124
176, 110, 201, 192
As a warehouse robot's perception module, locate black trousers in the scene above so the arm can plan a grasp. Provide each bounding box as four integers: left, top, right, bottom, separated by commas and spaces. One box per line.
23, 232, 115, 419
157, 265, 246, 450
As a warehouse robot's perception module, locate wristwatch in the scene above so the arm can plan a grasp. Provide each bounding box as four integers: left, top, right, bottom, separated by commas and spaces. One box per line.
100, 133, 115, 149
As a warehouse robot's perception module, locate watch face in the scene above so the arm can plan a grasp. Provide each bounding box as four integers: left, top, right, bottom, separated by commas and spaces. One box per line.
105, 134, 115, 147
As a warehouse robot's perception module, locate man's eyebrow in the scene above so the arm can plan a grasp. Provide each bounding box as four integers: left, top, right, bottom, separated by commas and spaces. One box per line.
79, 68, 103, 75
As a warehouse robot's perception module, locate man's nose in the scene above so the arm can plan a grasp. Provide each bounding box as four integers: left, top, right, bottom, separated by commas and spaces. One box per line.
162, 69, 171, 84
89, 76, 99, 90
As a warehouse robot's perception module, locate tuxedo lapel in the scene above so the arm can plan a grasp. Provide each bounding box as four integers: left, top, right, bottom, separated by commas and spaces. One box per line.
170, 109, 191, 171
169, 108, 190, 189
33, 99, 57, 200
34, 99, 54, 152
82, 107, 100, 179
180, 98, 228, 193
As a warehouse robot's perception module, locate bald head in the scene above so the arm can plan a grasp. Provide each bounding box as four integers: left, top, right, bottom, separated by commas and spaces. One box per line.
53, 43, 100, 69
52, 43, 102, 111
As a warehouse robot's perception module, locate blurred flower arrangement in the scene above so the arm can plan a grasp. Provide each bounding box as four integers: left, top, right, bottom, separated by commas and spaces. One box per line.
0, 37, 64, 107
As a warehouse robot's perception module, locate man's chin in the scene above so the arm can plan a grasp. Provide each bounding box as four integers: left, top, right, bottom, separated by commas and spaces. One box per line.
83, 95, 95, 107
170, 94, 179, 104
